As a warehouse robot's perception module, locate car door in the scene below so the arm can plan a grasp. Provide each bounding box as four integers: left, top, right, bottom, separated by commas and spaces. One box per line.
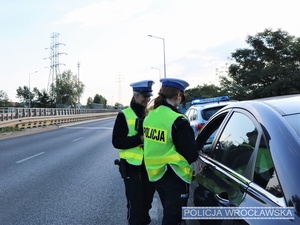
189, 109, 261, 225
237, 131, 298, 225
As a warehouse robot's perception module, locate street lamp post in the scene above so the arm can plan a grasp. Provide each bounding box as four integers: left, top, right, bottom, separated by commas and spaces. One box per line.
28, 71, 38, 108
151, 67, 162, 92
150, 67, 161, 79
77, 61, 81, 107
148, 35, 166, 78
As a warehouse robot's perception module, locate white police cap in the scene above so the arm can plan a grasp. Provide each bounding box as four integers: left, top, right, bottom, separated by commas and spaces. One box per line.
160, 78, 189, 92
130, 80, 155, 96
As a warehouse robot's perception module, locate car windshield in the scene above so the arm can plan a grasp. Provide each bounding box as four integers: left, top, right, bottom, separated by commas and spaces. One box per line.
283, 113, 300, 137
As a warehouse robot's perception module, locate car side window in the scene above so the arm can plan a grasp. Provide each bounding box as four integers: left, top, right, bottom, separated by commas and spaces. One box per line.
185, 109, 191, 120
253, 138, 283, 197
187, 108, 197, 122
196, 113, 226, 154
212, 112, 256, 177
190, 109, 196, 121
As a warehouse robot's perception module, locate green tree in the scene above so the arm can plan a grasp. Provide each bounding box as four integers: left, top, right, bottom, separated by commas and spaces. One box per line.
16, 86, 54, 108
218, 69, 250, 100
33, 88, 54, 108
54, 70, 85, 107
93, 94, 107, 107
0, 90, 10, 107
16, 86, 30, 105
86, 97, 93, 109
185, 84, 223, 102
114, 102, 123, 109
219, 29, 300, 99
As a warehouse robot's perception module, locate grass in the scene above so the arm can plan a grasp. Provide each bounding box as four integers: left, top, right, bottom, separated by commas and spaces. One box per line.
0, 126, 21, 133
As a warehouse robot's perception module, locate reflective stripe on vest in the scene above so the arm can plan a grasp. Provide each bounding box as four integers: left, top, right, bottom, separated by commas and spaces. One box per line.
119, 107, 143, 165
143, 105, 193, 183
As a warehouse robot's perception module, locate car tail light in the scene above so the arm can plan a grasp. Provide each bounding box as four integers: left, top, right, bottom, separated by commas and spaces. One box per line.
195, 123, 205, 131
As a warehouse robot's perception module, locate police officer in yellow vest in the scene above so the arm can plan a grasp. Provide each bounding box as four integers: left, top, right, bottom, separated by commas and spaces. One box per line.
143, 78, 198, 225
112, 80, 156, 225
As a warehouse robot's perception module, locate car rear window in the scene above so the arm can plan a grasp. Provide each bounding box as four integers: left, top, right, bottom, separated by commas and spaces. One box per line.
284, 114, 300, 137
201, 106, 225, 120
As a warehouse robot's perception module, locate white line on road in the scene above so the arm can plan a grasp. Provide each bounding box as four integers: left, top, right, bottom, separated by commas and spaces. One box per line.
72, 137, 84, 142
64, 126, 113, 130
16, 152, 45, 164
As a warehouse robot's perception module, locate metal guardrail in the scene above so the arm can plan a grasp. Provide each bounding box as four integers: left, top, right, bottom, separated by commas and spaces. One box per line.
0, 107, 119, 129
0, 107, 118, 120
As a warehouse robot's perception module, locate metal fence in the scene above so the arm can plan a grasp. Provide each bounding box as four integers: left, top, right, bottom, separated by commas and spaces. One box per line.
0, 107, 119, 122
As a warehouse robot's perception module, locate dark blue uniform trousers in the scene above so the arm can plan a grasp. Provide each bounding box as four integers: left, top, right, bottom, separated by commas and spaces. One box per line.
124, 164, 155, 225
154, 168, 189, 225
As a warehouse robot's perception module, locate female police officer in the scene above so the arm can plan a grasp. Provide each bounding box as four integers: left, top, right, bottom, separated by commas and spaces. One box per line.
143, 78, 198, 225
112, 80, 156, 225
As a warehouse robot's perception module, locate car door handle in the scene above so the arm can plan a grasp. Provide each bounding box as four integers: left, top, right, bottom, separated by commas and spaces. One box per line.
214, 192, 230, 206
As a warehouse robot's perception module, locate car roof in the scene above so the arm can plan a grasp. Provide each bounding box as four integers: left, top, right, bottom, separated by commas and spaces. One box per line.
190, 100, 238, 109
253, 94, 300, 115
229, 94, 300, 116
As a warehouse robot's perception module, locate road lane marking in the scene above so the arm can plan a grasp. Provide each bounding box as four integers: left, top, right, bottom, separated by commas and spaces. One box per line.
16, 152, 45, 164
72, 137, 84, 142
64, 126, 113, 130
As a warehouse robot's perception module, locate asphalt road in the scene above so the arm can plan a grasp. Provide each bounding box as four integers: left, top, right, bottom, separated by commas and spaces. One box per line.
0, 118, 162, 225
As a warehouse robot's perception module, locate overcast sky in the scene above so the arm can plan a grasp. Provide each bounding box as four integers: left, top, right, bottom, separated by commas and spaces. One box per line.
1, 0, 299, 105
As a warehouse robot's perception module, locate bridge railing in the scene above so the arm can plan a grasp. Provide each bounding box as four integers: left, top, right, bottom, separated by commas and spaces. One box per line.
0, 107, 119, 129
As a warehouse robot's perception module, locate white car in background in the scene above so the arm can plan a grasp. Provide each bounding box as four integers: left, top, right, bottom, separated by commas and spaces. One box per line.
185, 96, 238, 137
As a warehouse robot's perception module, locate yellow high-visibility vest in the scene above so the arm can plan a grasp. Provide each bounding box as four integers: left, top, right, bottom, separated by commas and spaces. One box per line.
143, 105, 193, 183
119, 107, 143, 165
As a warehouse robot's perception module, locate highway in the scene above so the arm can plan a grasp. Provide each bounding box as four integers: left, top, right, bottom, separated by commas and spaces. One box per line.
0, 117, 162, 225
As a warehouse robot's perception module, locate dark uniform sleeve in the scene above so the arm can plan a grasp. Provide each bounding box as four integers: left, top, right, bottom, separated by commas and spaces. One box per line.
172, 116, 199, 164
112, 111, 143, 150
